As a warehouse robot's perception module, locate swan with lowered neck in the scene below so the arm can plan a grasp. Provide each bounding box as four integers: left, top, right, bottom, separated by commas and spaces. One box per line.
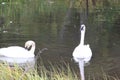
0, 40, 35, 65
72, 24, 92, 80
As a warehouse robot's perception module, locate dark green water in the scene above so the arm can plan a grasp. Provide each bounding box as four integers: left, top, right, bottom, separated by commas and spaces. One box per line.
0, 0, 120, 79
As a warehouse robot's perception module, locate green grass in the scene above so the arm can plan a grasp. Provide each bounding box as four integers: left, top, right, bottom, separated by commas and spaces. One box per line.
0, 62, 78, 80
0, 62, 39, 80
0, 62, 119, 80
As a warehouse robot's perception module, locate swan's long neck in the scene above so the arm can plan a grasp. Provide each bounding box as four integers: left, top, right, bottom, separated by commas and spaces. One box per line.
80, 30, 85, 45
29, 45, 35, 54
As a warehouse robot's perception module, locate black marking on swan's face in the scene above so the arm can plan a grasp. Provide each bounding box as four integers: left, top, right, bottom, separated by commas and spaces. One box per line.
25, 45, 32, 51
80, 24, 85, 31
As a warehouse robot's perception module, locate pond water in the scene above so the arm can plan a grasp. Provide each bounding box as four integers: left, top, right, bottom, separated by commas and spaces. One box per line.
0, 1, 120, 79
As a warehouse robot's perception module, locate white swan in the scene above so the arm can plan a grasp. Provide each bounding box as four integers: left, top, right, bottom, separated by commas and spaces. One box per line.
72, 24, 92, 80
0, 40, 35, 67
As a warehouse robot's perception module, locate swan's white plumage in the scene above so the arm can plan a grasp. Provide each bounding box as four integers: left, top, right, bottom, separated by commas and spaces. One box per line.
0, 46, 34, 58
72, 24, 92, 80
73, 45, 92, 63
0, 40, 35, 66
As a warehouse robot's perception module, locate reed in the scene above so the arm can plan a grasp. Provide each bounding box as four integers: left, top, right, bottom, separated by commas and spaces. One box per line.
0, 0, 68, 30
0, 61, 119, 80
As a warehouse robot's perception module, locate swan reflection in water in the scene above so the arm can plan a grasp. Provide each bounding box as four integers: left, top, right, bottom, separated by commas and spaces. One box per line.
0, 40, 36, 69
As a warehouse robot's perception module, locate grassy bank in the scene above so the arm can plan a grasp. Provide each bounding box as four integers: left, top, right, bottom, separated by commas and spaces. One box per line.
0, 62, 119, 80
0, 62, 78, 80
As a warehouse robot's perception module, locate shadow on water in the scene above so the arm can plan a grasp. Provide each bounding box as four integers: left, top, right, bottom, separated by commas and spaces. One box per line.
0, 0, 120, 79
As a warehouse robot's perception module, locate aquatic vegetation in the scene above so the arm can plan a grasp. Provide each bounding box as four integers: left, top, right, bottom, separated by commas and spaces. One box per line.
0, 0, 119, 34
0, 1, 119, 80
0, 61, 119, 80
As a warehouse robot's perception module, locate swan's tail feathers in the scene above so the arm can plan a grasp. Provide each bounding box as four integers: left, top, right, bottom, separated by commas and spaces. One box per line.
78, 59, 85, 80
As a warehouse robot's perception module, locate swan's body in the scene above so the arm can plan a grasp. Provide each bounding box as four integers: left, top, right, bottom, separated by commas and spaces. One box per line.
73, 45, 92, 63
0, 46, 34, 58
0, 40, 35, 67
72, 24, 92, 80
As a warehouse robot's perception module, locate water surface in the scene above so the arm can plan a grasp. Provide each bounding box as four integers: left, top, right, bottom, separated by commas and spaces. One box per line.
0, 0, 120, 79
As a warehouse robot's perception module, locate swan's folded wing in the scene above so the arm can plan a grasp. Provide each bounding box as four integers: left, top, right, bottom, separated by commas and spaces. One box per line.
0, 46, 33, 58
